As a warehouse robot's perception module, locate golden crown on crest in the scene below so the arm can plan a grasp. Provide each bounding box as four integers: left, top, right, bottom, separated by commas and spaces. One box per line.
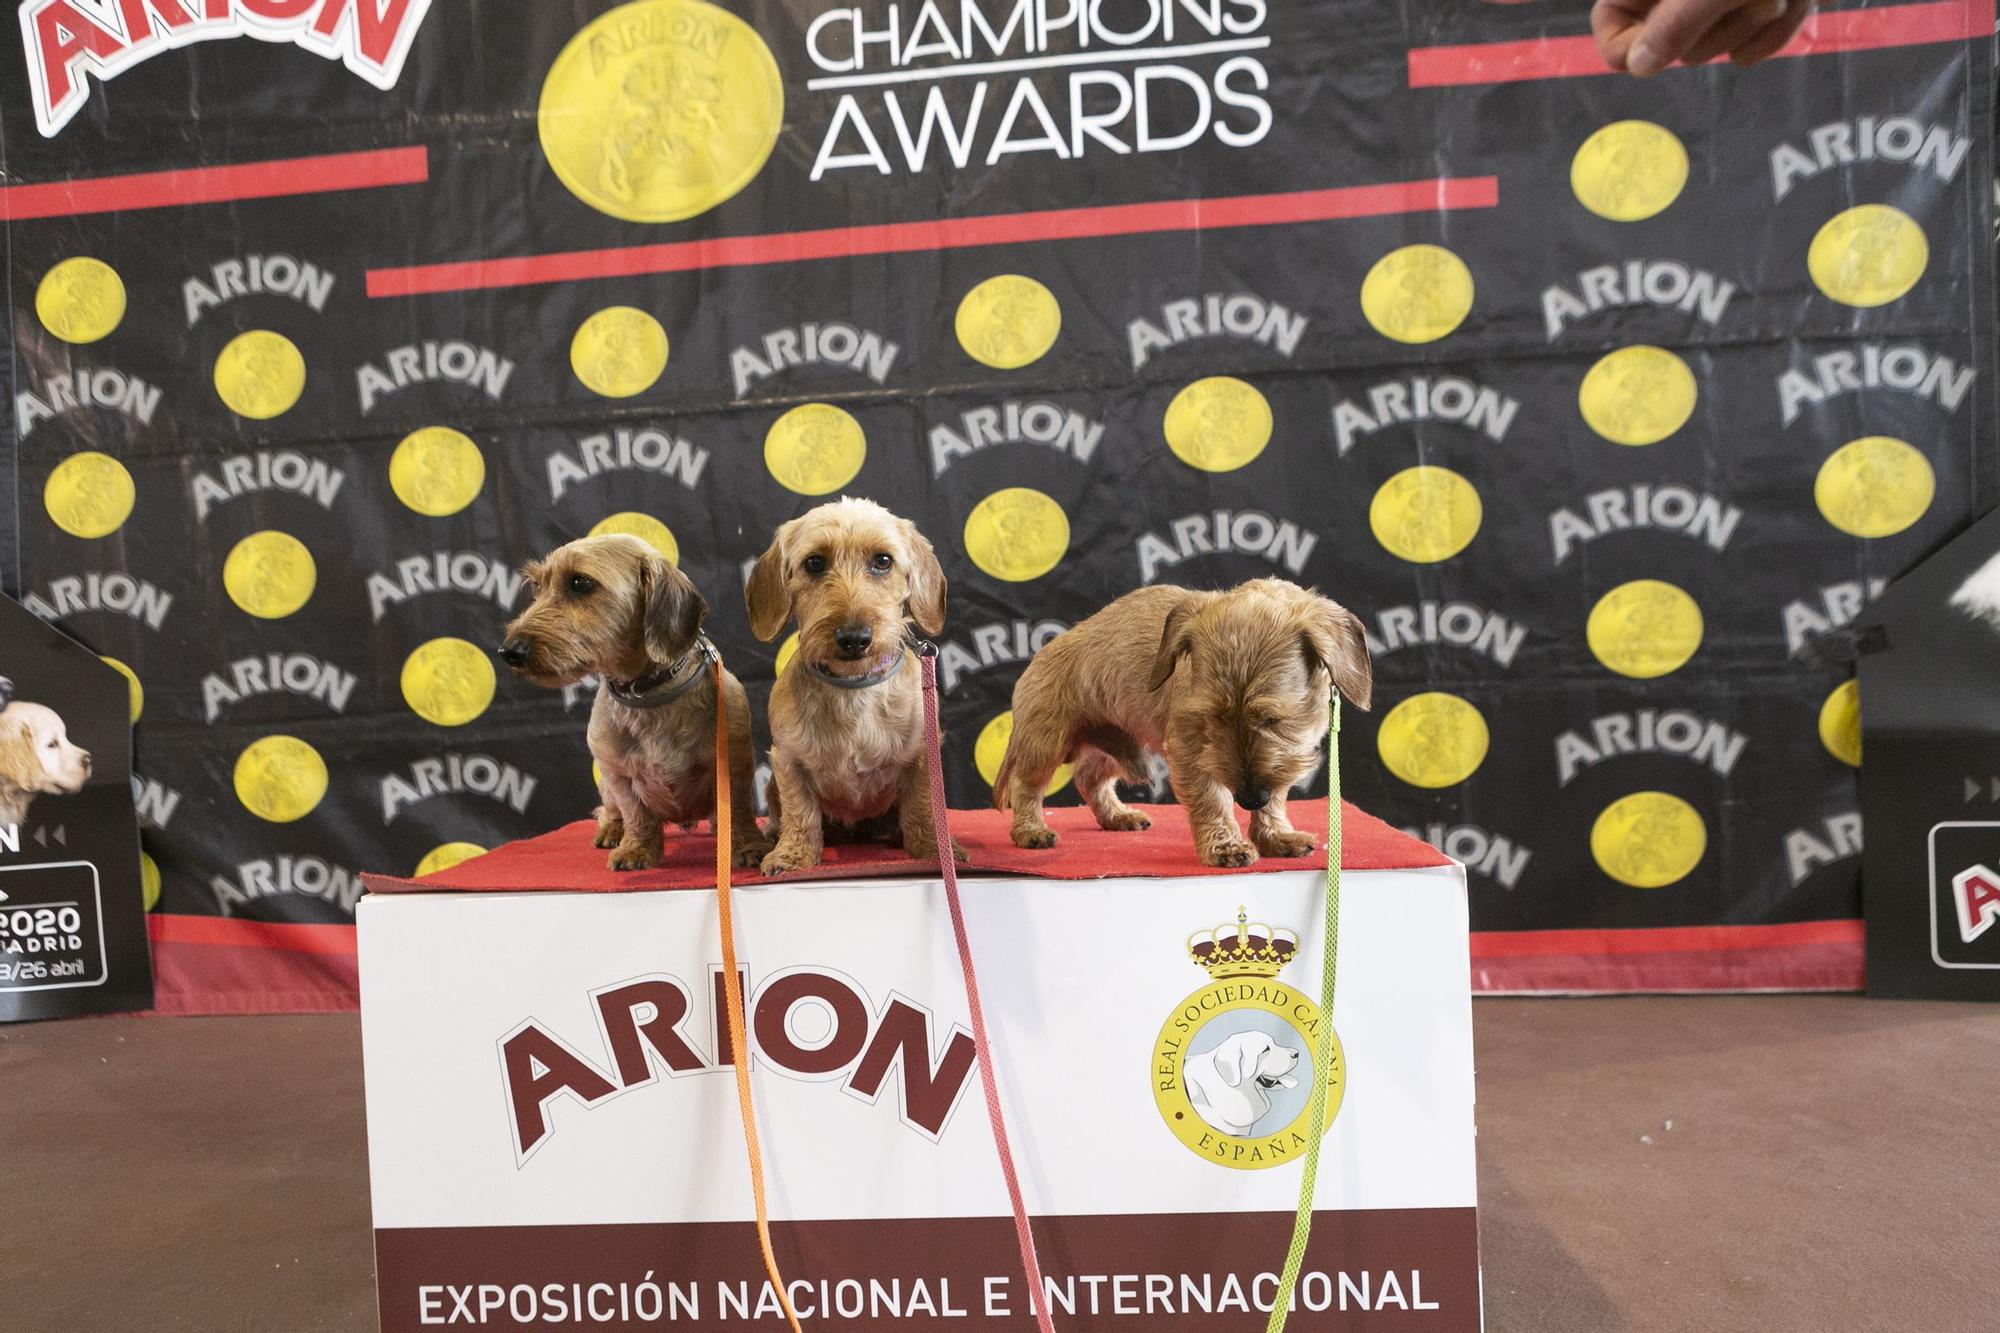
1187, 907, 1298, 980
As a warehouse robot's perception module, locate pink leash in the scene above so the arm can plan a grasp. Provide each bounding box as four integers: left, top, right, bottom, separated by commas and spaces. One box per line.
917, 643, 1058, 1333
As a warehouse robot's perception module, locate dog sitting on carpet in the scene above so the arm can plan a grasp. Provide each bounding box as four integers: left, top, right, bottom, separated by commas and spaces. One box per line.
0, 698, 93, 827
745, 497, 960, 875
993, 578, 1372, 868
498, 534, 769, 871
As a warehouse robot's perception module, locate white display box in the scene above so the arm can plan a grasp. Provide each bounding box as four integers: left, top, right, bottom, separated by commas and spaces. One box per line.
359, 864, 1480, 1331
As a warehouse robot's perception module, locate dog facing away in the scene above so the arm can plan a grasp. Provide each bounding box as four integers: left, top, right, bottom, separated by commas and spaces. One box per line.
0, 701, 93, 826
746, 497, 956, 875
499, 534, 769, 870
994, 578, 1372, 867
1185, 1030, 1302, 1136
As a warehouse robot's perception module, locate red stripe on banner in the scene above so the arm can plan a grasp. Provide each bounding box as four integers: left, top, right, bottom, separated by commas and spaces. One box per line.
1408, 0, 1992, 87
0, 147, 429, 222
366, 177, 1500, 297
149, 913, 358, 957
1471, 921, 1865, 994
1469, 917, 1862, 959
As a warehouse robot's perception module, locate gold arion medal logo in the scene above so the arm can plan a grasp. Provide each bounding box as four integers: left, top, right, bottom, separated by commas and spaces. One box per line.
962, 487, 1069, 582
213, 330, 305, 420
44, 451, 135, 539
36, 257, 126, 344
1591, 791, 1706, 889
1153, 909, 1344, 1170
955, 275, 1063, 370
1571, 120, 1688, 222
1164, 376, 1272, 473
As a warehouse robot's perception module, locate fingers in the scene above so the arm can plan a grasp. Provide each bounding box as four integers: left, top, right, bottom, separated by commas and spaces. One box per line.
1590, 0, 1652, 71
1730, 0, 1815, 65
1622, 0, 1746, 75
1681, 0, 1787, 65
1596, 0, 1812, 77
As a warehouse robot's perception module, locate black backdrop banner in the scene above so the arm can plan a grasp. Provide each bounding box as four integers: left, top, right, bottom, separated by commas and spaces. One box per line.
1, 0, 1993, 1008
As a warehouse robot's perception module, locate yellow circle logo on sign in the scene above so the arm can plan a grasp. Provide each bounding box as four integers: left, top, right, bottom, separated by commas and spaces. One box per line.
36, 257, 126, 344
101, 656, 143, 724
1815, 436, 1933, 538
224, 530, 317, 620
214, 330, 306, 419
765, 403, 867, 495
1578, 345, 1697, 446
974, 711, 1071, 796
1571, 120, 1688, 221
1591, 791, 1706, 889
417, 842, 487, 878
1809, 204, 1928, 308
1819, 679, 1862, 768
1154, 909, 1344, 1170
390, 427, 486, 517
1588, 580, 1703, 679
234, 736, 329, 824
1360, 244, 1473, 344
956, 275, 1063, 369
402, 637, 497, 727
571, 306, 669, 398
1376, 692, 1489, 789
44, 451, 135, 539
964, 487, 1070, 582
1164, 377, 1273, 472
775, 631, 801, 678
538, 0, 784, 223
1369, 466, 1481, 563
140, 852, 161, 912
590, 512, 680, 564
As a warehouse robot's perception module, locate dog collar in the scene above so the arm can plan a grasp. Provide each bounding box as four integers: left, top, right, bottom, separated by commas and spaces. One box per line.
808, 643, 910, 690
607, 636, 716, 710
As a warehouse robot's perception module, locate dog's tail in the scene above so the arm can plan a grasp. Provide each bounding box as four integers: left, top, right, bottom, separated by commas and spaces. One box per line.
991, 743, 1018, 810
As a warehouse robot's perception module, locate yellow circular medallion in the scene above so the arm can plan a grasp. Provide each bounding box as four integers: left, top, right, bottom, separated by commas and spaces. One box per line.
390, 427, 486, 516
1164, 377, 1272, 472
401, 637, 497, 727
1578, 345, 1697, 446
764, 403, 866, 495
233, 736, 329, 824
963, 487, 1070, 582
571, 306, 669, 398
537, 0, 785, 223
224, 530, 317, 620
1815, 436, 1933, 538
955, 275, 1062, 369
417, 842, 488, 878
1808, 204, 1927, 307
213, 330, 306, 420
1376, 692, 1489, 789
1360, 244, 1473, 344
1819, 679, 1862, 768
1571, 121, 1688, 221
1369, 466, 1481, 563
1587, 580, 1703, 679
44, 452, 135, 539
140, 851, 161, 912
101, 656, 143, 724
590, 512, 680, 563
36, 257, 126, 344
1591, 791, 1706, 888
974, 711, 1072, 796
775, 631, 800, 677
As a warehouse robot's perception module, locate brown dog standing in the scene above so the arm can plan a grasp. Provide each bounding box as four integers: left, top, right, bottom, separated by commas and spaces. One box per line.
746, 497, 954, 874
499, 533, 769, 870
994, 578, 1372, 867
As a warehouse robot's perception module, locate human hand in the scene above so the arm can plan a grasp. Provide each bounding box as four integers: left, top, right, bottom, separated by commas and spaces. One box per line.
1592, 0, 1815, 77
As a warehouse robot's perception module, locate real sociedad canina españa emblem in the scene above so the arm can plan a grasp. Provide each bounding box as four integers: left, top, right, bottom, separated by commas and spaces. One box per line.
1154, 909, 1344, 1169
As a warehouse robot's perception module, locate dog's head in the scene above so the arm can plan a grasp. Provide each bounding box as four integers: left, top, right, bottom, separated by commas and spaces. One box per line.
498, 534, 706, 687
0, 702, 92, 796
745, 497, 946, 682
1148, 578, 1372, 812
1214, 1031, 1300, 1092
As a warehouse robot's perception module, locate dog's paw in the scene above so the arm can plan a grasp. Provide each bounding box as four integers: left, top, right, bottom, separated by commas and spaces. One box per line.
1012, 827, 1058, 850
950, 838, 970, 863
593, 807, 624, 849
759, 843, 819, 876
1254, 828, 1315, 859
607, 841, 661, 872
1200, 838, 1259, 869
733, 838, 775, 870
1102, 810, 1152, 832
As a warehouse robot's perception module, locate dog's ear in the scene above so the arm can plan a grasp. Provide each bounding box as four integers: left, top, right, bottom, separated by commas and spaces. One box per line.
1219, 1034, 1257, 1088
1300, 597, 1373, 712
640, 551, 706, 663
0, 714, 36, 791
519, 558, 546, 592
901, 520, 947, 637
745, 531, 791, 643
1147, 602, 1196, 692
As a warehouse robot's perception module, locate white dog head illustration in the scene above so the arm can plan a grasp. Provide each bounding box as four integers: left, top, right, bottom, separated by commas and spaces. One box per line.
1185, 1030, 1301, 1136
1950, 550, 2000, 631
0, 702, 92, 825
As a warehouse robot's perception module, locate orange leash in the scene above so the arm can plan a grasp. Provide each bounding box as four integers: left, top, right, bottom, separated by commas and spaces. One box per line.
712, 658, 804, 1332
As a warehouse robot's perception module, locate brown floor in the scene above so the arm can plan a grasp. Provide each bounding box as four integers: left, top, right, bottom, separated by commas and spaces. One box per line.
2, 997, 1994, 1332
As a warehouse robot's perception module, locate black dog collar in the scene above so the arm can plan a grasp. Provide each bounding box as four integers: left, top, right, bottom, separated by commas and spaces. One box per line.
808, 644, 910, 690
607, 636, 716, 710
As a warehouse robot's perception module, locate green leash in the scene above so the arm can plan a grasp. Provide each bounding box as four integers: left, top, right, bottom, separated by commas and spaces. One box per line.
1264, 695, 1341, 1333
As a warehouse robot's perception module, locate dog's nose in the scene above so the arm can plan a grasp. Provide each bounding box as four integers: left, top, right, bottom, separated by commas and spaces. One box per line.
834, 623, 874, 658
79, 752, 92, 774
497, 638, 531, 668
1235, 787, 1270, 811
